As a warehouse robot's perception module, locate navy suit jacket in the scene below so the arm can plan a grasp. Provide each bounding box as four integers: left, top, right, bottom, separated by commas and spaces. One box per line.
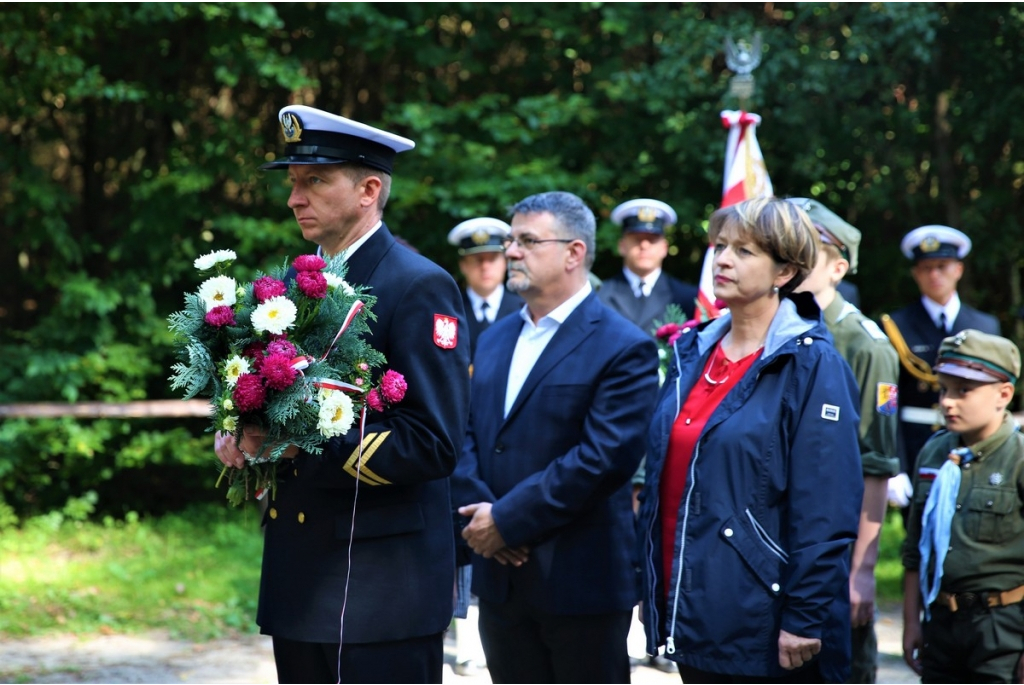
257, 224, 471, 644
451, 291, 659, 615
598, 270, 698, 335
887, 298, 1001, 472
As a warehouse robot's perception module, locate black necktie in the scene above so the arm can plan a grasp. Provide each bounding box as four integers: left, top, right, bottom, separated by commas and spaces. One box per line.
938, 312, 947, 333
479, 301, 489, 324
637, 281, 647, 300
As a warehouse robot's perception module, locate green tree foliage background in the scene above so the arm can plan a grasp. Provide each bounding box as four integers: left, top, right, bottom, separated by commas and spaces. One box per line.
3, 2, 1024, 519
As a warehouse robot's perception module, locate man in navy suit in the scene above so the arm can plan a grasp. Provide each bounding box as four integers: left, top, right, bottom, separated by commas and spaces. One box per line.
882, 225, 1000, 522
447, 217, 525, 358
598, 198, 698, 334
215, 105, 470, 684
452, 191, 659, 683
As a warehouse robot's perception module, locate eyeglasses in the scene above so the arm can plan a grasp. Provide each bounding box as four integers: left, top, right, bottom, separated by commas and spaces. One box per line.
501, 235, 574, 251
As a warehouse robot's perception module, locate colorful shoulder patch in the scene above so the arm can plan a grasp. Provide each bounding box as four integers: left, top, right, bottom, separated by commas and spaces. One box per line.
433, 314, 458, 349
876, 382, 898, 416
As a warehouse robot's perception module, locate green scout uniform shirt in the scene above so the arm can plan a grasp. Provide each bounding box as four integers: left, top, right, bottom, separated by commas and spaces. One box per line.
902, 414, 1024, 593
823, 292, 901, 478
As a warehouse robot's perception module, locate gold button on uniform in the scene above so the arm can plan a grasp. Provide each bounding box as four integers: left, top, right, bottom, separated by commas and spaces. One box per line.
298, 512, 305, 523
269, 507, 278, 519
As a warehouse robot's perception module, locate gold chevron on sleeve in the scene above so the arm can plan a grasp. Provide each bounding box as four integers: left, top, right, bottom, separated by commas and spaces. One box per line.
343, 431, 393, 485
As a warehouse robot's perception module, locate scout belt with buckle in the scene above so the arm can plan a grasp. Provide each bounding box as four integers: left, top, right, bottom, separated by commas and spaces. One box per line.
935, 584, 1024, 612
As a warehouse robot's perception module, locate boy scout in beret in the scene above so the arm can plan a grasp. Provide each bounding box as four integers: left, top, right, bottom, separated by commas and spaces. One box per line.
902, 330, 1024, 681
791, 198, 901, 684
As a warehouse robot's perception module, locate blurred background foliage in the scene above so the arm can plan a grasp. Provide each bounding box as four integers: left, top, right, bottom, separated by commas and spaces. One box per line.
3, 2, 1024, 521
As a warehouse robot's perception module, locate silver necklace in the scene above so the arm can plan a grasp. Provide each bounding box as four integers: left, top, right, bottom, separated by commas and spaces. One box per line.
703, 344, 730, 385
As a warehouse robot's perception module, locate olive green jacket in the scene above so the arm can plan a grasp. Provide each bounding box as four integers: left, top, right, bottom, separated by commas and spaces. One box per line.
903, 414, 1024, 593
824, 293, 901, 478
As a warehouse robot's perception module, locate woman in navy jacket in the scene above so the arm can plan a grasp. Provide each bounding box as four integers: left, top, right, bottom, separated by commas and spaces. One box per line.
637, 197, 863, 682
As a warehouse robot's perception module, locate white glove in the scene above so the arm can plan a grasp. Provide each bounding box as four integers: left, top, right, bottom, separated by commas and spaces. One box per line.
887, 472, 913, 508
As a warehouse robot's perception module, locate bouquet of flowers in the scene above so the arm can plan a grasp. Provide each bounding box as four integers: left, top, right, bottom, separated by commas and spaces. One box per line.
168, 249, 407, 506
652, 304, 700, 386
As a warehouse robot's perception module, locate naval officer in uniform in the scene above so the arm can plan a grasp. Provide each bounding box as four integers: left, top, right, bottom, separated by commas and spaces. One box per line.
882, 225, 1000, 522
598, 198, 698, 334
447, 217, 524, 359
215, 105, 471, 683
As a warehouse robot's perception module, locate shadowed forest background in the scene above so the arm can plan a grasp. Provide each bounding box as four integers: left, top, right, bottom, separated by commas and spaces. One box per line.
3, 2, 1024, 526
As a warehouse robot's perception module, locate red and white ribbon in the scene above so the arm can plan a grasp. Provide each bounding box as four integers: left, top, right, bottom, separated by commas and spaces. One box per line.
321, 300, 365, 361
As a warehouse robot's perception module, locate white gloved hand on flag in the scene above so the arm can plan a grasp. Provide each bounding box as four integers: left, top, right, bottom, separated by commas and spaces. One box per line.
887, 472, 913, 508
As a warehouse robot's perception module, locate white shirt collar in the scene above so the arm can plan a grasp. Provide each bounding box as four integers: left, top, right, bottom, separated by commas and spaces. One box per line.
920, 291, 961, 329
622, 267, 661, 297
518, 281, 593, 328
337, 221, 383, 263
466, 287, 504, 323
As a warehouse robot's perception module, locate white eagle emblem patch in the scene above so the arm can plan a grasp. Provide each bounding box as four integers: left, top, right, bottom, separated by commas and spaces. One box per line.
433, 314, 458, 349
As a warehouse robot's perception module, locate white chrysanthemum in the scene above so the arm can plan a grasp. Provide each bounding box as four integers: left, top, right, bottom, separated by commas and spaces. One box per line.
198, 275, 237, 311
324, 273, 356, 296
194, 249, 237, 271
318, 391, 355, 438
222, 415, 238, 433
317, 386, 337, 403
223, 356, 250, 387
251, 296, 297, 335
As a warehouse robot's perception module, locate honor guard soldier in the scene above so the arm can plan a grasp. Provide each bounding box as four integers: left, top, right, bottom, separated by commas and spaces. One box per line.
447, 217, 524, 359
881, 226, 1000, 524
792, 198, 900, 684
598, 198, 698, 334
215, 105, 471, 684
902, 330, 1024, 681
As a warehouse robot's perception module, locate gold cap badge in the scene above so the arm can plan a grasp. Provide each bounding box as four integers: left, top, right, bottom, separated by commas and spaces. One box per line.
281, 112, 303, 143
637, 207, 658, 223
471, 229, 490, 246
920, 236, 940, 253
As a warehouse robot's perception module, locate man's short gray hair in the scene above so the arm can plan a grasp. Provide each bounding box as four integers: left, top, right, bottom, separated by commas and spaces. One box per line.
510, 191, 596, 269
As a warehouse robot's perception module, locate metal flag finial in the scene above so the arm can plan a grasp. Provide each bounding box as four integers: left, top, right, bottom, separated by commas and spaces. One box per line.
725, 33, 763, 106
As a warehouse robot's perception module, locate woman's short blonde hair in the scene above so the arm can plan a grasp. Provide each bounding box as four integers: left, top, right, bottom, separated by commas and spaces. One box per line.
708, 197, 820, 296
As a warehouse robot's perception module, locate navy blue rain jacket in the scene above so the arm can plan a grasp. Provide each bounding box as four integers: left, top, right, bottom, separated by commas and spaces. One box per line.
636, 293, 863, 681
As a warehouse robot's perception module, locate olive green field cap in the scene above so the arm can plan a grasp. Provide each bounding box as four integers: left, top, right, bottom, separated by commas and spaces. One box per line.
934, 329, 1021, 385
786, 197, 861, 274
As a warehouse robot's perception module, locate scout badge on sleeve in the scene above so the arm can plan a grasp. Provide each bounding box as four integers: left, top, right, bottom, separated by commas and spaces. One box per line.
877, 382, 899, 416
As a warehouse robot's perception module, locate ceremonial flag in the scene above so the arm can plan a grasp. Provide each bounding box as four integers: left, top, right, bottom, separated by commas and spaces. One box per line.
695, 110, 774, 321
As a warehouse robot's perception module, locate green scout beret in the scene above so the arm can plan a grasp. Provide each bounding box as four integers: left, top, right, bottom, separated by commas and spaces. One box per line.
787, 198, 861, 274
934, 329, 1021, 385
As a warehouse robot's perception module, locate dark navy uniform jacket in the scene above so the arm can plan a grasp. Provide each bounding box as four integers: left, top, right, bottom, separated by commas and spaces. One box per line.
256, 224, 471, 644
888, 299, 1000, 474
461, 287, 524, 359
452, 292, 659, 615
598, 271, 698, 335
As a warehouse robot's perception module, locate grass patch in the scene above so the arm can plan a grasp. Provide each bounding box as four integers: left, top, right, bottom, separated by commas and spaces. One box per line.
0, 503, 264, 640
876, 507, 907, 604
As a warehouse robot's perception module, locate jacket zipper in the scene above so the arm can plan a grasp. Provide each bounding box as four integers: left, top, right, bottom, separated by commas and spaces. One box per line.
666, 438, 700, 655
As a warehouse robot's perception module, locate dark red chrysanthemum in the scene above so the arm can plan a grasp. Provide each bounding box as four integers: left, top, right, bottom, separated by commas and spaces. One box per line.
379, 370, 408, 404
261, 353, 298, 391
296, 270, 328, 299
233, 373, 266, 413
204, 305, 235, 327
366, 388, 385, 412
655, 322, 681, 341
253, 276, 287, 303
267, 339, 297, 358
293, 254, 327, 272
242, 342, 267, 370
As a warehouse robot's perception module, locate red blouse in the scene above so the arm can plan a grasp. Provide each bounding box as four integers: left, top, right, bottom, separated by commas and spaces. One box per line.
660, 341, 761, 595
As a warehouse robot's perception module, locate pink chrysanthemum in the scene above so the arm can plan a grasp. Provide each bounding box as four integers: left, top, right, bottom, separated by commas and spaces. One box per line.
243, 342, 266, 370
267, 339, 297, 358
233, 373, 266, 413
365, 388, 385, 412
296, 270, 328, 299
293, 255, 326, 272
379, 370, 408, 404
204, 305, 235, 327
253, 276, 287, 303
261, 353, 298, 391
655, 322, 681, 341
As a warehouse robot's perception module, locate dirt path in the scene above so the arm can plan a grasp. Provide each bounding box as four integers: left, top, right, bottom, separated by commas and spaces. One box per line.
0, 609, 917, 684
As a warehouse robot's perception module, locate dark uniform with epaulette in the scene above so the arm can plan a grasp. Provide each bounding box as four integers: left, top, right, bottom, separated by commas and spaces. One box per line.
257, 105, 471, 684
902, 331, 1024, 682
882, 226, 1000, 526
